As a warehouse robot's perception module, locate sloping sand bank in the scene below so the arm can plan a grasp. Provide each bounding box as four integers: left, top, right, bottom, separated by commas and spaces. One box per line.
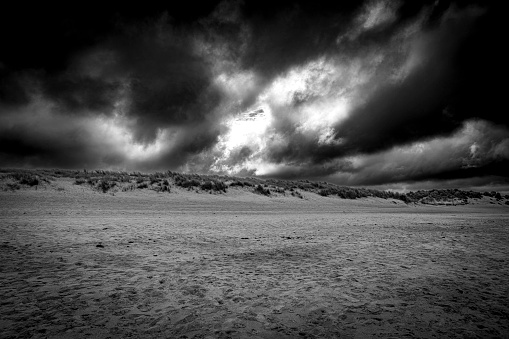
1, 180, 508, 338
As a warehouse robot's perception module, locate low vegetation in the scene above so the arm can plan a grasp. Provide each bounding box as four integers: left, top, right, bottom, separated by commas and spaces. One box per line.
0, 168, 507, 206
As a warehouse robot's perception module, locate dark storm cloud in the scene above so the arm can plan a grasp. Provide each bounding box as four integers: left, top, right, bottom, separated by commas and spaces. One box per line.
259, 158, 357, 181
0, 69, 32, 106
263, 2, 503, 168
41, 73, 121, 114
331, 3, 504, 155
194, 0, 425, 111
166, 122, 226, 168
210, 0, 401, 110
40, 14, 224, 144
0, 107, 126, 169
318, 120, 509, 187
103, 17, 224, 144
235, 0, 465, 84
240, 7, 346, 78
328, 42, 458, 157
0, 5, 228, 169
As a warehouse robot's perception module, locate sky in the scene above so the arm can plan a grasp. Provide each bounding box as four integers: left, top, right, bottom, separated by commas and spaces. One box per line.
0, 0, 506, 191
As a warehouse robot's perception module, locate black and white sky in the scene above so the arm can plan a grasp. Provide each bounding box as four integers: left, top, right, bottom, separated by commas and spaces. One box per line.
0, 0, 506, 191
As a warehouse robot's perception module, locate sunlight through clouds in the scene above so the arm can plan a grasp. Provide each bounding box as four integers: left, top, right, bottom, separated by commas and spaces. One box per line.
210, 105, 273, 174
0, 1, 503, 189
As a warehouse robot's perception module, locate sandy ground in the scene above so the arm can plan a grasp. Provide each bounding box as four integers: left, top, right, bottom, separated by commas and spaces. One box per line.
1, 179, 508, 338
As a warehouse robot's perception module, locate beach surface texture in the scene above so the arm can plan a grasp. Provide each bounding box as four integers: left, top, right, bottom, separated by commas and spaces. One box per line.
1, 178, 508, 338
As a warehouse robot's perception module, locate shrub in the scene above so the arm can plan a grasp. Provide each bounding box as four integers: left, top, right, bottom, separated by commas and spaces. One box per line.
53, 170, 65, 177
11, 172, 39, 186
99, 180, 116, 193
74, 178, 87, 185
272, 187, 285, 194
178, 179, 201, 188
254, 184, 270, 196
291, 191, 303, 199
20, 175, 39, 186
201, 181, 213, 190
319, 189, 327, 196
229, 180, 244, 187
214, 180, 227, 192
7, 182, 20, 190
298, 183, 314, 191
345, 190, 358, 199
200, 180, 227, 192
122, 184, 137, 192
399, 194, 411, 203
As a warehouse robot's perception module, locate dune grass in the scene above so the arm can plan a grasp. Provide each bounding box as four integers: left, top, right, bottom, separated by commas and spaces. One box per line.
0, 168, 507, 205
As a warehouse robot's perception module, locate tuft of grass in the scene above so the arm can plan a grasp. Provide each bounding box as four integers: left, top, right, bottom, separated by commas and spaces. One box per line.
254, 184, 270, 196
178, 179, 201, 188
74, 178, 87, 185
10, 172, 40, 186
200, 180, 227, 192
7, 182, 21, 190
229, 180, 244, 188
98, 180, 116, 193
291, 191, 303, 199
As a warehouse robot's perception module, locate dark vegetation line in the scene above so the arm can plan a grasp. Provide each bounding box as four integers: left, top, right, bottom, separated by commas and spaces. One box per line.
0, 168, 508, 205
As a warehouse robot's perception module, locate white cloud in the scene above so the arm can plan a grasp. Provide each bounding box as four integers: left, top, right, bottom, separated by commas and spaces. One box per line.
361, 0, 399, 30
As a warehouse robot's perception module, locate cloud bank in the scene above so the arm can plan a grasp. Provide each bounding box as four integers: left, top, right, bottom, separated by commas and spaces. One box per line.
0, 1, 506, 189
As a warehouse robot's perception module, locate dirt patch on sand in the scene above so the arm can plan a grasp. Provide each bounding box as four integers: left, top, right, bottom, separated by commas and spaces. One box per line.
1, 181, 508, 338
